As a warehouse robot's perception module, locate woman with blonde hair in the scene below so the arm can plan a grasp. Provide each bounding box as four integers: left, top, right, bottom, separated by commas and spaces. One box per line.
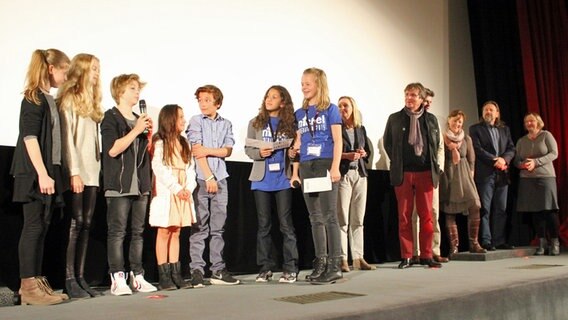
337, 96, 374, 271
57, 53, 104, 298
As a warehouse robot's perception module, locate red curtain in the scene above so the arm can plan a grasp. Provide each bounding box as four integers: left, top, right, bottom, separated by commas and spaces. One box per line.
517, 0, 568, 244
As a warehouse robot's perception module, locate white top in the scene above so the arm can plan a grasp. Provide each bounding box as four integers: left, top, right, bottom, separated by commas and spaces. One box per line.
59, 104, 101, 187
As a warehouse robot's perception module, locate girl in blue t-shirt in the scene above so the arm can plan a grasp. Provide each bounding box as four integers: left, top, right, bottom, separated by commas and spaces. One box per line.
289, 68, 343, 284
245, 85, 299, 284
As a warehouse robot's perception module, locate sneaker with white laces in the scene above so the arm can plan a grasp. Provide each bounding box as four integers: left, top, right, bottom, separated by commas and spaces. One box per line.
255, 270, 273, 283
279, 272, 297, 284
129, 272, 158, 293
210, 269, 240, 285
190, 269, 205, 288
110, 272, 132, 296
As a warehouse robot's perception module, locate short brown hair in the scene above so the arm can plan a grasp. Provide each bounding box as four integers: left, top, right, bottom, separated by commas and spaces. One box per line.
195, 85, 223, 107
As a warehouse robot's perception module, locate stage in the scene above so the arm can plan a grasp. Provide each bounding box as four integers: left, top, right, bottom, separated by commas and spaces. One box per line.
1, 249, 567, 320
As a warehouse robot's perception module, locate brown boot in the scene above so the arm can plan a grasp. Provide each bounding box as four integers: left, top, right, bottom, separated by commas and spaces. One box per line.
20, 277, 63, 305
468, 218, 487, 253
447, 223, 459, 259
340, 259, 350, 273
353, 258, 376, 270
36, 276, 69, 301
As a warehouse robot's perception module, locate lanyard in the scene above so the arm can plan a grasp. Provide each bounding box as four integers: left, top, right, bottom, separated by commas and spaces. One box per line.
267, 118, 279, 142
305, 108, 319, 139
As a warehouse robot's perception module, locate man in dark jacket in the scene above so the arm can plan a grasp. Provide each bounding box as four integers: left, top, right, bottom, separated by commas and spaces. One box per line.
383, 82, 442, 269
469, 101, 515, 251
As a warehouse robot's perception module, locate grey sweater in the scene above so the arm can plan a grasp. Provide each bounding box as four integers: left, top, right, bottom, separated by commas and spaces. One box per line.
514, 130, 557, 178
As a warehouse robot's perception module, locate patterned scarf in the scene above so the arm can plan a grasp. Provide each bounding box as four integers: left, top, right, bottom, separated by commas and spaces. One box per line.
404, 106, 425, 156
444, 128, 465, 165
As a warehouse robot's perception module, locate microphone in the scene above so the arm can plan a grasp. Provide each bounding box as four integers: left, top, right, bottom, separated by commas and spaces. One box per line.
292, 180, 301, 189
139, 100, 148, 134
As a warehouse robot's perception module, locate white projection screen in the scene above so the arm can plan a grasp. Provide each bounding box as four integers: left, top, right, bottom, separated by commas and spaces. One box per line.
0, 0, 477, 169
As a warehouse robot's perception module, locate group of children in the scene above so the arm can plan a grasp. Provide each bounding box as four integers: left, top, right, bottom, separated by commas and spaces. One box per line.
12, 48, 357, 305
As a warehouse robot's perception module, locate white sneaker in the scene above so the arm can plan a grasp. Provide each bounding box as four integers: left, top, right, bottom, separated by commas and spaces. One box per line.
110, 272, 132, 296
129, 271, 157, 293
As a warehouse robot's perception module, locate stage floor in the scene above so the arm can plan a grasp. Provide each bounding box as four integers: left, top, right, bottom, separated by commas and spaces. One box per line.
2, 249, 568, 320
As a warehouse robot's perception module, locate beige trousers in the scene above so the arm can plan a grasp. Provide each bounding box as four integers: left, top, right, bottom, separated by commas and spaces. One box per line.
337, 169, 368, 260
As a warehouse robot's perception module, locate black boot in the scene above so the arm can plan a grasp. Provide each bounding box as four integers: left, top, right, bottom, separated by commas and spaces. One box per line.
170, 261, 191, 289
65, 278, 90, 299
305, 257, 327, 281
158, 263, 177, 291
311, 257, 343, 284
77, 277, 103, 297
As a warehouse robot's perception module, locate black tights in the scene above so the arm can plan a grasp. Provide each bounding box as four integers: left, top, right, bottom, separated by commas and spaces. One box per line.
532, 211, 559, 239
65, 187, 98, 279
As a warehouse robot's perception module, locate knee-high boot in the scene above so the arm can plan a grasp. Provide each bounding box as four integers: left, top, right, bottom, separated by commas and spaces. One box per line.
468, 217, 486, 253
65, 219, 90, 299
75, 227, 103, 297
446, 221, 459, 258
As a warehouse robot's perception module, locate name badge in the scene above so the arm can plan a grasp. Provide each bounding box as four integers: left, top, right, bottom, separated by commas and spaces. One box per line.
268, 163, 281, 172
307, 143, 322, 157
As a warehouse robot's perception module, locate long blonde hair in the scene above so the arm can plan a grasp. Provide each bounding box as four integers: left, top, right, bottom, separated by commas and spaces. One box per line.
302, 68, 330, 111
23, 49, 70, 104
57, 53, 103, 122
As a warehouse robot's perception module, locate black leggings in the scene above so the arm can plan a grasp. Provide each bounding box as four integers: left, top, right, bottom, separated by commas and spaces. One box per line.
65, 186, 98, 279
532, 211, 559, 239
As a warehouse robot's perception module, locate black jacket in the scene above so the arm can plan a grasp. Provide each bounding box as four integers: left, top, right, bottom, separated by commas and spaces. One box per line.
339, 125, 370, 177
469, 121, 515, 183
101, 107, 151, 194
383, 108, 441, 187
10, 93, 69, 203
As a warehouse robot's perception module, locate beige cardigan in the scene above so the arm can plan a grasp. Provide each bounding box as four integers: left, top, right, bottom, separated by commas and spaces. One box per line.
59, 104, 101, 187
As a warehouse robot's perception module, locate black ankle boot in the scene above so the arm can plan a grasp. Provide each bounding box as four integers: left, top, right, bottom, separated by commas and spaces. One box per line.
311, 257, 343, 284
65, 278, 90, 299
170, 262, 191, 289
158, 263, 177, 291
305, 257, 327, 281
77, 277, 103, 297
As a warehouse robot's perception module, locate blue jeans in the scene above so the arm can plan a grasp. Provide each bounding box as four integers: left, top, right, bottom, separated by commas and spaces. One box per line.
254, 189, 298, 273
190, 179, 228, 273
106, 195, 148, 274
476, 173, 508, 246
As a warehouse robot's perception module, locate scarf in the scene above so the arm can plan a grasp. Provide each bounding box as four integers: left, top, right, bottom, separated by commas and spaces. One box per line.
444, 128, 465, 165
404, 106, 425, 156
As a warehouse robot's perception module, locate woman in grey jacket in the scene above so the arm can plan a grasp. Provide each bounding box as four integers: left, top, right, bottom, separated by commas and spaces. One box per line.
245, 85, 299, 283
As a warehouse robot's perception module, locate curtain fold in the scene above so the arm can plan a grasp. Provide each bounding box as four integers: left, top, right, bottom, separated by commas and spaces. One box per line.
517, 0, 568, 243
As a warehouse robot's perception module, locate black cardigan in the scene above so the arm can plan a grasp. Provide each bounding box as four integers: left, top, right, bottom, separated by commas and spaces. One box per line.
10, 92, 69, 203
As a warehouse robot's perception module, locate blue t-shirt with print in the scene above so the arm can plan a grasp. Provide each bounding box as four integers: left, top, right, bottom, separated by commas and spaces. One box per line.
295, 104, 342, 162
251, 117, 291, 192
